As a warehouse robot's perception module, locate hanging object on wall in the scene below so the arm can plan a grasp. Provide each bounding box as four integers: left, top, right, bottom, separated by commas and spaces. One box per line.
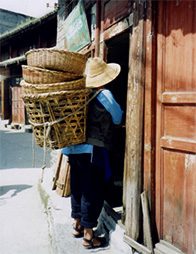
64, 0, 90, 52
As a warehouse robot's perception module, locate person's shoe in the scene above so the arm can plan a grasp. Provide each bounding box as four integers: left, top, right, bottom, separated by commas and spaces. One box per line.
72, 226, 84, 238
82, 234, 106, 249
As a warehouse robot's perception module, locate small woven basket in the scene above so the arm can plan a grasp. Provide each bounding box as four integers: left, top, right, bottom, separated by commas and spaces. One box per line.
22, 65, 82, 84
22, 89, 92, 149
20, 76, 86, 94
25, 48, 88, 75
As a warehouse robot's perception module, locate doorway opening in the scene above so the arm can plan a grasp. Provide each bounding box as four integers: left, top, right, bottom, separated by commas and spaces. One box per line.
104, 32, 129, 209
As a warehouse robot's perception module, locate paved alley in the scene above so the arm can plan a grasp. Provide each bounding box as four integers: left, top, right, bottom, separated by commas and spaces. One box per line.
0, 167, 53, 254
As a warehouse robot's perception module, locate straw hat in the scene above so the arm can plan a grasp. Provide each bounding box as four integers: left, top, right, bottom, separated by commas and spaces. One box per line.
86, 57, 121, 88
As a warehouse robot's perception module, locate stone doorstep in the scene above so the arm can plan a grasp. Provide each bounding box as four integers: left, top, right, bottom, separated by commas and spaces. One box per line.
1, 121, 32, 132
102, 204, 184, 254
0, 119, 9, 129
154, 240, 185, 254
98, 201, 134, 254
10, 122, 23, 129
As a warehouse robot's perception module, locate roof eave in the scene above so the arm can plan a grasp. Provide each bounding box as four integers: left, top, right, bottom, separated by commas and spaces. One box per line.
0, 55, 26, 67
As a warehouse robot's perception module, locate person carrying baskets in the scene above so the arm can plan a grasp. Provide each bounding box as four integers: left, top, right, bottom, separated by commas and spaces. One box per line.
61, 57, 123, 249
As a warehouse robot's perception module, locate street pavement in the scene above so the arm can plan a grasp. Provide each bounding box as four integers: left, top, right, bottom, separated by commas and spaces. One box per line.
0, 168, 53, 254
40, 166, 133, 254
0, 120, 52, 254
0, 120, 134, 254
0, 124, 50, 169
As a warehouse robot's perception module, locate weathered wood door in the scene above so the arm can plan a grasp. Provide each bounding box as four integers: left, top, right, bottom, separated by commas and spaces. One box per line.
156, 1, 196, 253
11, 86, 24, 124
1, 79, 11, 120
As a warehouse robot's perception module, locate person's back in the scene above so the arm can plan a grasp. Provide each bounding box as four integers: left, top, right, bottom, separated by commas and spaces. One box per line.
62, 57, 123, 249
86, 89, 115, 150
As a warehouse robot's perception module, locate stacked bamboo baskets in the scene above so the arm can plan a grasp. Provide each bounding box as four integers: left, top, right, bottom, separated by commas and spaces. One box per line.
21, 48, 92, 149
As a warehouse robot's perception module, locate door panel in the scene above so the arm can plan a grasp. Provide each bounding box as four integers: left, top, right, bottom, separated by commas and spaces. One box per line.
12, 86, 24, 124
1, 79, 11, 120
156, 1, 196, 253
164, 2, 196, 92
163, 151, 196, 249
164, 105, 196, 139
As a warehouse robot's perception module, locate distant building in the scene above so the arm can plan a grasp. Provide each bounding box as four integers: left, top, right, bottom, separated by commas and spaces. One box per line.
0, 10, 57, 122
0, 9, 35, 35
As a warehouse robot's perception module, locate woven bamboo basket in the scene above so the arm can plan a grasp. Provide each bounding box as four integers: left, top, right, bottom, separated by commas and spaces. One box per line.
22, 65, 82, 84
25, 48, 88, 75
22, 89, 92, 149
20, 76, 86, 94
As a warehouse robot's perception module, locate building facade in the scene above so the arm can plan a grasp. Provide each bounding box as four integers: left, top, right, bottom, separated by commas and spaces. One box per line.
0, 1, 195, 253
0, 10, 57, 122
55, 1, 196, 253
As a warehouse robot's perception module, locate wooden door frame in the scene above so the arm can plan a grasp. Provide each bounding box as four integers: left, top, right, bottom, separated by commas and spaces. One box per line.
155, 0, 165, 239
143, 0, 157, 241
1, 78, 11, 120
123, 0, 145, 240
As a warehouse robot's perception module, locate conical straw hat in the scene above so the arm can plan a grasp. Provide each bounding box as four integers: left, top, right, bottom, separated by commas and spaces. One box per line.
86, 57, 121, 88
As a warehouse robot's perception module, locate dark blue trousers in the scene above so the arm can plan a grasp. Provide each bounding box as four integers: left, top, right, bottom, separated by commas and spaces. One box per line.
69, 154, 105, 228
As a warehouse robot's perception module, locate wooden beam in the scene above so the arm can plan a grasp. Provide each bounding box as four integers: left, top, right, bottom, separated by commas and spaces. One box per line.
141, 191, 154, 253
52, 151, 63, 190
161, 136, 196, 154
124, 235, 152, 254
143, 0, 155, 209
103, 13, 133, 41
155, 240, 185, 254
143, 0, 156, 242
162, 92, 196, 104
123, 0, 145, 240
95, 0, 100, 57
99, 0, 106, 59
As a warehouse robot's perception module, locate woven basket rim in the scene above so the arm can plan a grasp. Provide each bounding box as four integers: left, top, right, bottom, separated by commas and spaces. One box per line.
22, 88, 92, 100
22, 65, 82, 76
20, 76, 86, 88
25, 48, 87, 60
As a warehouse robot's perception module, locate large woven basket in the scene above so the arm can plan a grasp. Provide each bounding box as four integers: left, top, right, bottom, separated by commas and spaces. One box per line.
22, 65, 82, 84
25, 48, 88, 75
20, 76, 86, 94
22, 89, 92, 149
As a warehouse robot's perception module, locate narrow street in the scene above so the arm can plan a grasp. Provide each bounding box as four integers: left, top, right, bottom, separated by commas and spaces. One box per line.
0, 126, 52, 254
0, 128, 50, 169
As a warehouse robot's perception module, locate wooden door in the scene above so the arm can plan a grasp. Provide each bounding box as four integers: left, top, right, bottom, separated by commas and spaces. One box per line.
11, 86, 24, 124
156, 1, 196, 253
1, 79, 11, 120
